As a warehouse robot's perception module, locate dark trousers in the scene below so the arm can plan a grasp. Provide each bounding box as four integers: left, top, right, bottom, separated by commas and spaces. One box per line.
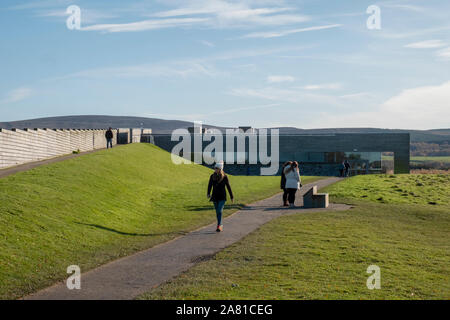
287, 188, 297, 204
107, 138, 113, 149
282, 188, 288, 203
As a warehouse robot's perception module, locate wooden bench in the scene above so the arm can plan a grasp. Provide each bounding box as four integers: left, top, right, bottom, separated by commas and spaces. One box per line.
303, 186, 329, 208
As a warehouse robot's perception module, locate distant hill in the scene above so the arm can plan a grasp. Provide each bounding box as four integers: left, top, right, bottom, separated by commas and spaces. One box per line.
0, 115, 221, 134
1, 115, 449, 143
276, 127, 450, 143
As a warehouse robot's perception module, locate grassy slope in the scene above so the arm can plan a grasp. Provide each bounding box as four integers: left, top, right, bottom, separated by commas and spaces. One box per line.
0, 144, 319, 299
141, 175, 449, 300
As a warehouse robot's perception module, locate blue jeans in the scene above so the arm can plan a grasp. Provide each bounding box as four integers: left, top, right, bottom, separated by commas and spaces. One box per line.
107, 138, 113, 149
213, 200, 226, 226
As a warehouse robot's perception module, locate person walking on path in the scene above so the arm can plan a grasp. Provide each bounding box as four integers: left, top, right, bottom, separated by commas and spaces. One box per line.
344, 160, 351, 177
280, 161, 292, 206
339, 161, 345, 177
207, 161, 234, 232
284, 161, 301, 208
105, 127, 114, 149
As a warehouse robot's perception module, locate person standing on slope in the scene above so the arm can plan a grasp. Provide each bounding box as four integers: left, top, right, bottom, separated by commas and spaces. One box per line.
284, 161, 301, 208
281, 161, 292, 206
207, 161, 234, 232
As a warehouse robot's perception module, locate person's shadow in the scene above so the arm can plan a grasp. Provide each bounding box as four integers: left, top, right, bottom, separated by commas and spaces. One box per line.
185, 204, 247, 212
74, 222, 187, 237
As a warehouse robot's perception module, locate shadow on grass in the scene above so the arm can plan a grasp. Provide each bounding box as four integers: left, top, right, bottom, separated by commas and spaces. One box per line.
75, 222, 188, 237
186, 204, 247, 212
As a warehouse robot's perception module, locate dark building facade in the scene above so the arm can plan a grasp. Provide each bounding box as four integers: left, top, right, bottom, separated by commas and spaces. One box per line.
149, 132, 410, 176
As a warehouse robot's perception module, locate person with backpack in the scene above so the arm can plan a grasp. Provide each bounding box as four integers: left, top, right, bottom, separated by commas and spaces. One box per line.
207, 161, 234, 232
280, 161, 292, 206
284, 161, 301, 208
105, 127, 114, 149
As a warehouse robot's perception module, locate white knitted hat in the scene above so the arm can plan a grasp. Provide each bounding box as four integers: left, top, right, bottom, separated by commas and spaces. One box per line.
214, 161, 224, 170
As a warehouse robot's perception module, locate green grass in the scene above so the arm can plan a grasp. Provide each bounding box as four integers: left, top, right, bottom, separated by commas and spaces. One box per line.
322, 174, 450, 206
382, 156, 450, 164
0, 143, 320, 299
141, 175, 450, 300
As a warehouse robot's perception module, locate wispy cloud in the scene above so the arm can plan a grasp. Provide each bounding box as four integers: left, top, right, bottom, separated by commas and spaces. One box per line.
296, 83, 342, 90
241, 24, 342, 39
199, 40, 215, 47
37, 8, 118, 24
145, 103, 281, 122
267, 75, 295, 83
229, 87, 345, 107
58, 61, 219, 80
404, 40, 446, 49
436, 47, 450, 60
339, 92, 372, 99
81, 17, 211, 33
382, 4, 425, 12
0, 87, 33, 104
76, 0, 309, 33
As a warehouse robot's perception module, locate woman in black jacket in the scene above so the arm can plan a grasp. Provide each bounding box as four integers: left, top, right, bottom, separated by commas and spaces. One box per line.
207, 162, 234, 232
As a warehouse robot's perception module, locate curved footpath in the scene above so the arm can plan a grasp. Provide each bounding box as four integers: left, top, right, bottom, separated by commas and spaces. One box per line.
25, 177, 350, 300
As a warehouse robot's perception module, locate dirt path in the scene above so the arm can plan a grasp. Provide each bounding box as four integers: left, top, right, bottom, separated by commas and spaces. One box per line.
25, 177, 350, 300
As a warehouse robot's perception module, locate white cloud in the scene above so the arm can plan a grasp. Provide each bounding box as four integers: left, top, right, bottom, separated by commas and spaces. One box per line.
60, 61, 219, 80
0, 87, 33, 104
81, 17, 211, 33
199, 40, 215, 47
382, 4, 425, 12
37, 9, 118, 24
242, 24, 342, 39
297, 83, 342, 90
267, 75, 295, 83
80, 0, 309, 33
308, 82, 450, 129
436, 47, 450, 60
339, 92, 372, 99
404, 40, 446, 49
229, 87, 345, 106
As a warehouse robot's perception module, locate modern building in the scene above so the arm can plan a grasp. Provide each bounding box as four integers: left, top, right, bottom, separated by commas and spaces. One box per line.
148, 128, 410, 176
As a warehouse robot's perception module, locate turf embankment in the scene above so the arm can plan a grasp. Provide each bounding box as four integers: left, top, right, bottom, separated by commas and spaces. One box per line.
0, 143, 320, 299
141, 174, 450, 300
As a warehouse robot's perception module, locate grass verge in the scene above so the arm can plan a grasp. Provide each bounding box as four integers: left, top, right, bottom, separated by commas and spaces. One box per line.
0, 143, 320, 299
140, 174, 449, 300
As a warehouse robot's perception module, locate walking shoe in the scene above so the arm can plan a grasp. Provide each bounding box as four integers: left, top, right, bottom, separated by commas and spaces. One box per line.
218, 225, 223, 232
216, 225, 220, 232
289, 203, 295, 208
283, 201, 289, 207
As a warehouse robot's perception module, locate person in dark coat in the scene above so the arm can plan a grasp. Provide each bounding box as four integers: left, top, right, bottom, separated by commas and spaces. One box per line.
207, 161, 234, 232
105, 127, 114, 149
344, 160, 351, 177
339, 161, 345, 177
281, 161, 292, 206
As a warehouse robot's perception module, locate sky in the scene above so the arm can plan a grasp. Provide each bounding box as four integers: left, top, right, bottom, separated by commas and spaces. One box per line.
0, 0, 449, 130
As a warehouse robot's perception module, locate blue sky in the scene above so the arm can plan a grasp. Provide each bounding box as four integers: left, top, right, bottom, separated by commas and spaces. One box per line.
0, 0, 449, 129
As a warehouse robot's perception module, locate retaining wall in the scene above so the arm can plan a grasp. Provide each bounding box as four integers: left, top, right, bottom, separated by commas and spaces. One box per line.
0, 128, 117, 169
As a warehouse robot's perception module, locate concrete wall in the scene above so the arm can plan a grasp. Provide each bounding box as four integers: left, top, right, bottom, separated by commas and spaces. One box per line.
150, 133, 410, 175
0, 128, 117, 169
